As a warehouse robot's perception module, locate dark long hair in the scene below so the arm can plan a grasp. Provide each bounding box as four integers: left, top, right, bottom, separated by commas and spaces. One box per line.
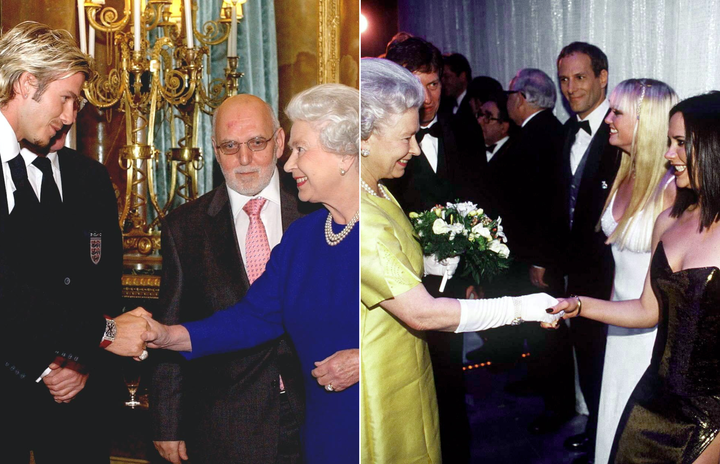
669, 91, 720, 231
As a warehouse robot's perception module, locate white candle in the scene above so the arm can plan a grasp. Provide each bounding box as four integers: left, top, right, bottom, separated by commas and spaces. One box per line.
228, 3, 237, 57
88, 25, 95, 58
77, 0, 87, 53
184, 0, 194, 49
133, 0, 141, 51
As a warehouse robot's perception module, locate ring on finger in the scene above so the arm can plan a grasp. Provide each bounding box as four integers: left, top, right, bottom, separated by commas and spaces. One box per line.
139, 349, 149, 361
325, 383, 335, 392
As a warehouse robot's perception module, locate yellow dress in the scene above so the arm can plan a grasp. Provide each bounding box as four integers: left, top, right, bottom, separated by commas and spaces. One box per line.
361, 188, 441, 463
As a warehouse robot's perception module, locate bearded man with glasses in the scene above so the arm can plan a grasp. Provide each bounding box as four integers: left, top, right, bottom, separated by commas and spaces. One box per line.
150, 94, 315, 464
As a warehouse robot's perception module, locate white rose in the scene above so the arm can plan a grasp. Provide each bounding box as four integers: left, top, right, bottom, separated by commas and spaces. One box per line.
471, 223, 492, 239
432, 218, 451, 235
454, 201, 478, 217
488, 239, 510, 258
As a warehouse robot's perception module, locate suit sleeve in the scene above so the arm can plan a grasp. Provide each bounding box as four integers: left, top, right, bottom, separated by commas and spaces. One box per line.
150, 219, 185, 441
181, 235, 286, 360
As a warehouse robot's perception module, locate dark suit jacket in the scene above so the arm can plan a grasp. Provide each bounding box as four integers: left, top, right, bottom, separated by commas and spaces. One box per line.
557, 115, 621, 298
489, 110, 564, 266
385, 110, 487, 213
150, 176, 311, 463
0, 147, 122, 380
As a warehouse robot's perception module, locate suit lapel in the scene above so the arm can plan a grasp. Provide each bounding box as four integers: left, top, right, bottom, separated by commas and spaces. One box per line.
206, 186, 250, 289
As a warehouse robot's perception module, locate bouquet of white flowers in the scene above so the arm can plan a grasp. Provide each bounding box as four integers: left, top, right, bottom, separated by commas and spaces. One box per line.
409, 201, 511, 291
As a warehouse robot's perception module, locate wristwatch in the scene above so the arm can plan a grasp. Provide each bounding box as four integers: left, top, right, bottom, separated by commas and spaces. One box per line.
100, 316, 116, 348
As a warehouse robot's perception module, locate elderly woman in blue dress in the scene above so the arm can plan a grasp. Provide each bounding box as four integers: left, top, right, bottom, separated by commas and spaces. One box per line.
143, 83, 359, 464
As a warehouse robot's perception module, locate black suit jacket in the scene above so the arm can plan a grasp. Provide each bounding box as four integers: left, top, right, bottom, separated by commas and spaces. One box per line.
0, 147, 122, 380
150, 176, 310, 463
385, 110, 487, 213
490, 110, 564, 266
557, 114, 621, 298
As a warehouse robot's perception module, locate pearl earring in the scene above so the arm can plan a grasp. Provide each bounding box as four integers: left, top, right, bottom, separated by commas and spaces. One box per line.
361, 149, 370, 157
340, 168, 347, 176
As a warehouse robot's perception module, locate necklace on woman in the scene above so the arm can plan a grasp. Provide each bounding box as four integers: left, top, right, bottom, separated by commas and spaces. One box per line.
325, 209, 359, 246
361, 179, 389, 199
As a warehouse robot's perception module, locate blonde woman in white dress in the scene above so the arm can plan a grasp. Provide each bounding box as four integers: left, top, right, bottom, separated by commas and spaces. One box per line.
594, 79, 678, 464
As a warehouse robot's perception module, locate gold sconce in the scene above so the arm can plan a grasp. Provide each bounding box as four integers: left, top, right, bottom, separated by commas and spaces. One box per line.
79, 0, 247, 270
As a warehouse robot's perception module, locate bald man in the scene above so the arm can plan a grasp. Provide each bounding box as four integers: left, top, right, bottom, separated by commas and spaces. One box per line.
150, 95, 313, 464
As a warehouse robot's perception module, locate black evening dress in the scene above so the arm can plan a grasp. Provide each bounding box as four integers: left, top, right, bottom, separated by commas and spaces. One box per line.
610, 241, 720, 463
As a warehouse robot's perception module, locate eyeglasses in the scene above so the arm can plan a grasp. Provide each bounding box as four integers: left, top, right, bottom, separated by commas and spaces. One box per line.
215, 128, 280, 155
475, 111, 502, 123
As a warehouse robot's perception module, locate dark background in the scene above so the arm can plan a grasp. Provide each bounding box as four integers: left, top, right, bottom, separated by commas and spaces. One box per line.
360, 0, 398, 58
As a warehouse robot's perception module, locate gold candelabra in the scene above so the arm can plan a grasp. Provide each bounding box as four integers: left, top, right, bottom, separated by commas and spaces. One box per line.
81, 0, 246, 264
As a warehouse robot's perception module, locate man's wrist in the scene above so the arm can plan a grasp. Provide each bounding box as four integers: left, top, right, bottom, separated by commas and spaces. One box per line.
99, 316, 116, 349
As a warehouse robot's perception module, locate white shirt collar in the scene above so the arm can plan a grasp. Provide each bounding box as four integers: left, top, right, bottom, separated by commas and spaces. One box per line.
455, 89, 467, 109
227, 167, 282, 219
420, 114, 438, 129
577, 99, 610, 135
490, 135, 510, 153
0, 110, 21, 164
521, 109, 545, 127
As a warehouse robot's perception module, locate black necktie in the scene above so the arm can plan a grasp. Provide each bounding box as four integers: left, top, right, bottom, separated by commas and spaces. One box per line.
486, 144, 496, 153
7, 154, 37, 211
416, 123, 442, 143
32, 156, 62, 209
575, 119, 592, 136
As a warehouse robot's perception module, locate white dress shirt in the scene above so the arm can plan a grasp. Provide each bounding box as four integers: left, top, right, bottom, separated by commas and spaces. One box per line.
570, 99, 610, 175
419, 115, 439, 172
486, 135, 509, 163
0, 111, 64, 213
227, 167, 284, 264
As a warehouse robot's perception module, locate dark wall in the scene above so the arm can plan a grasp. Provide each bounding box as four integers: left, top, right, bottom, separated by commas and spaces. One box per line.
360, 0, 398, 58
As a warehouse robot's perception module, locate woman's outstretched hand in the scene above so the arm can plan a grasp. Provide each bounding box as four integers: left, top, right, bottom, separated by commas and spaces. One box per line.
549, 297, 581, 319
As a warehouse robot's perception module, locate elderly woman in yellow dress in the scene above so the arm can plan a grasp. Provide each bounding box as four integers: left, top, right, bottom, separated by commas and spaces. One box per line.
360, 57, 562, 463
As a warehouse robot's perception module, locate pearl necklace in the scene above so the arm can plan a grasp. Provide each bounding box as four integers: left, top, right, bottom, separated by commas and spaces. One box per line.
325, 210, 359, 246
361, 179, 389, 199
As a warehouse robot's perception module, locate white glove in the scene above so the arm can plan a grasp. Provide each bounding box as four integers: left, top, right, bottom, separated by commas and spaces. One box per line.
455, 292, 563, 333
423, 254, 460, 279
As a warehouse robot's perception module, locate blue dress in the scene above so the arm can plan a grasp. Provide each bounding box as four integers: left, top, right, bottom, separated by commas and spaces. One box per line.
182, 210, 359, 464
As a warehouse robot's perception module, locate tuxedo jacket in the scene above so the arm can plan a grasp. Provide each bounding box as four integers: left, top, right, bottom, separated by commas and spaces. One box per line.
556, 115, 620, 298
385, 110, 487, 214
150, 177, 311, 463
0, 147, 122, 381
492, 109, 564, 266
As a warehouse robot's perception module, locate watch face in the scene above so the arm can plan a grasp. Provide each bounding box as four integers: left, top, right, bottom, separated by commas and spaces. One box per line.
105, 320, 117, 340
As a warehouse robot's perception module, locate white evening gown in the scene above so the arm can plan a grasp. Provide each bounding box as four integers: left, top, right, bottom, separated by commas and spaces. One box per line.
594, 191, 659, 464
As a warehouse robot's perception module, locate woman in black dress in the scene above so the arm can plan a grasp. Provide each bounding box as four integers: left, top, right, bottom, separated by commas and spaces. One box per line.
552, 91, 720, 463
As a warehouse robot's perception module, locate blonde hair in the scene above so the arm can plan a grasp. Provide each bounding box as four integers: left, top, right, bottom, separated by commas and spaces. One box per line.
602, 79, 678, 251
0, 21, 92, 107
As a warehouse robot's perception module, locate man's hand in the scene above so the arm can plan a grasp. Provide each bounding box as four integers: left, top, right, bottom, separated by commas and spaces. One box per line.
311, 349, 359, 392
154, 440, 188, 464
105, 307, 152, 357
42, 362, 88, 403
529, 266, 549, 289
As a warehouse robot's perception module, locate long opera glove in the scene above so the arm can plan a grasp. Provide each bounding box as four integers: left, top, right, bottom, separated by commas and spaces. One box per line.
455, 293, 562, 333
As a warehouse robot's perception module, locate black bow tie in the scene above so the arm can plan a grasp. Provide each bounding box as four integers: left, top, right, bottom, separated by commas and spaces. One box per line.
575, 119, 592, 136
486, 144, 496, 153
416, 123, 442, 143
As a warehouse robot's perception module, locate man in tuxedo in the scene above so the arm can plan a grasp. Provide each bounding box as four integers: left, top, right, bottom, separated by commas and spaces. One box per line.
384, 36, 478, 464
496, 68, 578, 436
541, 42, 619, 464
0, 22, 148, 463
150, 94, 309, 464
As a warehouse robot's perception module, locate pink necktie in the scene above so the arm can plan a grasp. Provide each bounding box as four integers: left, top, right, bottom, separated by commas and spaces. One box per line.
243, 197, 271, 284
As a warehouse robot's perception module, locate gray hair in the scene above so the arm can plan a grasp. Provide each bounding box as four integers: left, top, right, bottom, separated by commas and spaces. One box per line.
361, 58, 424, 141
285, 83, 359, 157
211, 95, 279, 138
511, 68, 556, 109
